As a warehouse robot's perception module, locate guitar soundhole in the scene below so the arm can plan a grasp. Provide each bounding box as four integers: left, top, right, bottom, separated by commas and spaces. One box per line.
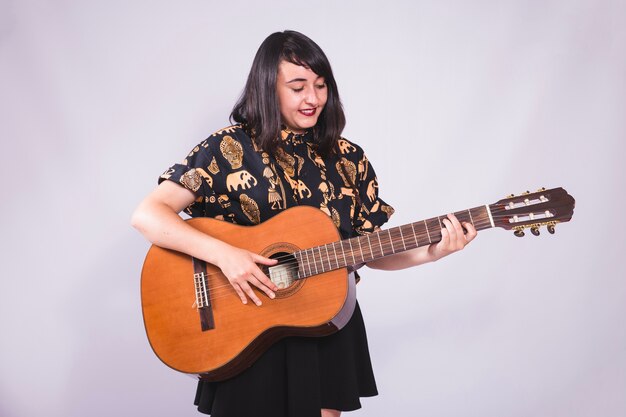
266, 250, 305, 298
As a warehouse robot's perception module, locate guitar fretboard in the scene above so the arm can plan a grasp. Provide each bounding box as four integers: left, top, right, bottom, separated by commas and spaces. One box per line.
293, 205, 494, 279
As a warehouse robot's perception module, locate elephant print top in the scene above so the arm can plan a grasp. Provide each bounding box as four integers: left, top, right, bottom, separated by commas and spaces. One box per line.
159, 125, 394, 240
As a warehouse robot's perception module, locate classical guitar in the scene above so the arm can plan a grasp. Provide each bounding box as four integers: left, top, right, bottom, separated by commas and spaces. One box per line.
141, 187, 575, 381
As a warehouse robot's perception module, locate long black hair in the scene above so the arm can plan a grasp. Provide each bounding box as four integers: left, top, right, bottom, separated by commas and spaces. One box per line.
231, 30, 345, 157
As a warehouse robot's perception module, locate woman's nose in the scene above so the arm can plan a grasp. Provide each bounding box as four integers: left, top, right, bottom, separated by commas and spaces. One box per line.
304, 87, 319, 106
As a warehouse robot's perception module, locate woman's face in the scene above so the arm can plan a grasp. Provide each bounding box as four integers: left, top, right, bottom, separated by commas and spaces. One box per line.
276, 60, 328, 133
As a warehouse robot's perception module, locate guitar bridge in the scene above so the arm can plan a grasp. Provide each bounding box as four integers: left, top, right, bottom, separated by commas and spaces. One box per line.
192, 258, 215, 331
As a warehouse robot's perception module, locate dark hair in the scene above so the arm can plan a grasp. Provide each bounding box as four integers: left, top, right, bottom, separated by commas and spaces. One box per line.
231, 30, 345, 157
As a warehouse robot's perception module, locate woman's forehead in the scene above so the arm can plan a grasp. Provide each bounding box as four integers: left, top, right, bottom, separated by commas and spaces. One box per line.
278, 60, 323, 80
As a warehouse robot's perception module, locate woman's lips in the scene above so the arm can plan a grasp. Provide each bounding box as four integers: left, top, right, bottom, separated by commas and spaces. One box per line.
298, 108, 317, 116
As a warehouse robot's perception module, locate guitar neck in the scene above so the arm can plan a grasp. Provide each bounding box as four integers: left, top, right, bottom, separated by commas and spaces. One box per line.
294, 205, 494, 279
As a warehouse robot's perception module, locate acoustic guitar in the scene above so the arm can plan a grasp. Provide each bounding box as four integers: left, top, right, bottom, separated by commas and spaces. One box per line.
141, 187, 575, 381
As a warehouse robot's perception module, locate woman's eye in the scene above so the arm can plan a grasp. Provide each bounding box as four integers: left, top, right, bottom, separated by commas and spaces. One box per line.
292, 87, 304, 93
316, 83, 326, 89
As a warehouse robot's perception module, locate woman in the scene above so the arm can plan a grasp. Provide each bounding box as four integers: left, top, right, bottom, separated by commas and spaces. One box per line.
132, 30, 476, 417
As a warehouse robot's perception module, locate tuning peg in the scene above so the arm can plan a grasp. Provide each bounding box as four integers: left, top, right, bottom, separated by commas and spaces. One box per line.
507, 193, 515, 198
531, 227, 540, 236
522, 190, 531, 195
514, 229, 525, 237
547, 224, 556, 234
537, 187, 546, 192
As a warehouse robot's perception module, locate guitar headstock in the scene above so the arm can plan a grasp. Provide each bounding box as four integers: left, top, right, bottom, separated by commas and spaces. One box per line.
489, 187, 575, 236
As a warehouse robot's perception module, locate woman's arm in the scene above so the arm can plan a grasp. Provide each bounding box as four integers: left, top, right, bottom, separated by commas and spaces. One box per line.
131, 181, 278, 305
366, 213, 477, 271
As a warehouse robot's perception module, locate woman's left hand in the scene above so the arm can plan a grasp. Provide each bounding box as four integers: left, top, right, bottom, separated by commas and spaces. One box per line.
427, 213, 477, 261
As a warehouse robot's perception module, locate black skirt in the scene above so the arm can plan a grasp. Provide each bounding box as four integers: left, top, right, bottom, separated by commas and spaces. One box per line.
194, 302, 378, 417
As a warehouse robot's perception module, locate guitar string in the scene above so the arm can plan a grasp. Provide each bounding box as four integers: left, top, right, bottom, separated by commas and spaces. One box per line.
195, 218, 498, 302
196, 209, 532, 296
194, 215, 497, 290
194, 213, 490, 288
198, 224, 549, 302
189, 201, 565, 303
191, 205, 564, 302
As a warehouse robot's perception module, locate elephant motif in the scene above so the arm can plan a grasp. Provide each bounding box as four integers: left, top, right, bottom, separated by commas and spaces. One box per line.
286, 176, 312, 200
337, 139, 357, 154
226, 170, 257, 192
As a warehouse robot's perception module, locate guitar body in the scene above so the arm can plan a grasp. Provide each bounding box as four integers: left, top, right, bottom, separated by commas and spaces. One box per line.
141, 206, 354, 381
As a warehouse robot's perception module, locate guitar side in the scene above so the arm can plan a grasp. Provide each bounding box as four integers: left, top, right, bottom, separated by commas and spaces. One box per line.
140, 206, 353, 381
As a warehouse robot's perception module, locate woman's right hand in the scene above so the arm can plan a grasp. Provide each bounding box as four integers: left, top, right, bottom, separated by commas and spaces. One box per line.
215, 244, 279, 306
132, 181, 278, 306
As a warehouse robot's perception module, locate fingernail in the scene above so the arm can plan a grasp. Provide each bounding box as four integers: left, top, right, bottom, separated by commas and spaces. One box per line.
270, 293, 275, 299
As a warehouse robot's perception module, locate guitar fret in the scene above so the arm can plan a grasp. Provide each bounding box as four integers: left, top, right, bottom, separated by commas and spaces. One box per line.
315, 246, 323, 273
332, 242, 339, 269
357, 236, 364, 263
399, 226, 407, 251
424, 220, 432, 243
294, 252, 302, 279
341, 241, 348, 268
387, 229, 395, 254
430, 218, 443, 241
467, 208, 474, 226
324, 244, 332, 271
366, 234, 373, 261
347, 239, 354, 265
311, 248, 318, 275
410, 223, 419, 247
304, 249, 312, 277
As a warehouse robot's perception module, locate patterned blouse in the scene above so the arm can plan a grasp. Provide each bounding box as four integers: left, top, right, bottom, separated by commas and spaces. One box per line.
159, 125, 394, 240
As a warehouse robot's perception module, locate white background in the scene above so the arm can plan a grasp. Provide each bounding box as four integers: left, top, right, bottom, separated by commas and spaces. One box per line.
1, 0, 624, 416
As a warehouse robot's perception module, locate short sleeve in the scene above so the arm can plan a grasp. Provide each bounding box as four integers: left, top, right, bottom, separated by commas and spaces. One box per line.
158, 139, 218, 217
351, 150, 394, 235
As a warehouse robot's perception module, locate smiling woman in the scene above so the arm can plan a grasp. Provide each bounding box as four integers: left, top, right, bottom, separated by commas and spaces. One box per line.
276, 61, 328, 133
131, 30, 475, 417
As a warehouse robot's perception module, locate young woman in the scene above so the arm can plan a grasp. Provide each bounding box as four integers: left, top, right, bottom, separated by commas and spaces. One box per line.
132, 30, 476, 417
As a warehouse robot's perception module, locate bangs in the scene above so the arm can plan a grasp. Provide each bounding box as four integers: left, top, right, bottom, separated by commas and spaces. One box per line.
281, 45, 331, 80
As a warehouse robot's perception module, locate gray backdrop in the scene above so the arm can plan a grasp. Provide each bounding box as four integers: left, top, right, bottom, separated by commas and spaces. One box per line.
1, 0, 625, 416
